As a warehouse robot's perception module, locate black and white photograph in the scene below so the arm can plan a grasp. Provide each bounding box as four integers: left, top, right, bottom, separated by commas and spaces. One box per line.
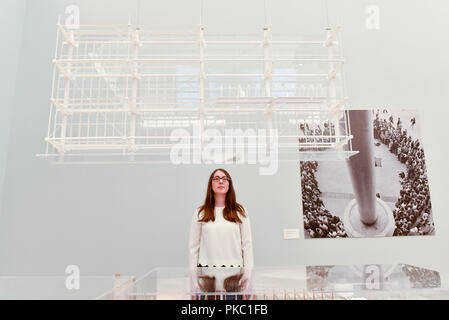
300, 109, 435, 239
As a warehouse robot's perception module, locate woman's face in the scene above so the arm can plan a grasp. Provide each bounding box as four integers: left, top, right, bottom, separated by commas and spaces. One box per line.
211, 170, 230, 195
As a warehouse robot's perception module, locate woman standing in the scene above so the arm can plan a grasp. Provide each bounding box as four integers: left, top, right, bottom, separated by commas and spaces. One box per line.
189, 168, 254, 269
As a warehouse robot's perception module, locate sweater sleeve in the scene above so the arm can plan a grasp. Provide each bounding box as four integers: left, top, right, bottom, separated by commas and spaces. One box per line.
239, 208, 254, 268
188, 208, 202, 269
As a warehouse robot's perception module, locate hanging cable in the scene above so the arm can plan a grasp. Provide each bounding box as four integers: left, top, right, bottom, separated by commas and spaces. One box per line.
264, 0, 267, 26
323, 0, 330, 28
136, 0, 142, 27
200, 0, 204, 26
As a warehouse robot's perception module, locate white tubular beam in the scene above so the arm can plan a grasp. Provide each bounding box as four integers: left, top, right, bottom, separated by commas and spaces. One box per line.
128, 60, 141, 80
128, 26, 139, 152
50, 98, 70, 116
48, 134, 353, 142
325, 25, 341, 47
198, 25, 206, 153
62, 73, 199, 78
263, 25, 275, 151
57, 23, 78, 47
330, 98, 348, 115
263, 26, 272, 103
45, 137, 64, 153
56, 58, 197, 63
272, 41, 329, 45
132, 40, 199, 44
334, 134, 353, 149
59, 30, 75, 153
124, 97, 137, 114
276, 74, 328, 78
66, 40, 338, 45
47, 17, 60, 155
328, 61, 343, 79
53, 60, 73, 80
52, 106, 331, 113
199, 25, 206, 115
68, 108, 131, 113
274, 58, 344, 62
55, 58, 344, 63
131, 27, 143, 47
326, 27, 341, 143
58, 73, 330, 78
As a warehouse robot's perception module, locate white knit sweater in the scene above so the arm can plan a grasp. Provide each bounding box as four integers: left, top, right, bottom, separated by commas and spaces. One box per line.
189, 206, 254, 268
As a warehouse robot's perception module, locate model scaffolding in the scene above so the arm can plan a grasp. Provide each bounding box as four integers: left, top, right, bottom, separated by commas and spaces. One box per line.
38, 21, 356, 163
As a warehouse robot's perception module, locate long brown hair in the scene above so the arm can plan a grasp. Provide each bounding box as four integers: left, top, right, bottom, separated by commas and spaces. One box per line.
198, 168, 246, 223
197, 276, 219, 300
223, 272, 245, 292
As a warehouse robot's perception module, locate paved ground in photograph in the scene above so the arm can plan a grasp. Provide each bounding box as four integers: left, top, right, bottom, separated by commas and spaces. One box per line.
314, 140, 407, 220
376, 109, 422, 143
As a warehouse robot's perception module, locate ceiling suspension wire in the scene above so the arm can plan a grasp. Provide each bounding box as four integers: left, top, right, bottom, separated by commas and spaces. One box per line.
264, 0, 267, 26
323, 0, 330, 27
136, 0, 142, 26
200, 0, 204, 25
263, 0, 272, 27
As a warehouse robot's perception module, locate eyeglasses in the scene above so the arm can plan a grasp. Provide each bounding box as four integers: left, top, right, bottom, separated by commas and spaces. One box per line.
212, 176, 231, 183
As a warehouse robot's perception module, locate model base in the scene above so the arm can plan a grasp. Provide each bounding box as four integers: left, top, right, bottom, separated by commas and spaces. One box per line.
343, 198, 395, 238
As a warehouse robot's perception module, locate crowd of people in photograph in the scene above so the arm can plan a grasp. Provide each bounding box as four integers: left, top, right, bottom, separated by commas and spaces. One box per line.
373, 110, 434, 236
401, 265, 441, 288
298, 110, 433, 238
306, 265, 334, 291
300, 161, 348, 238
298, 121, 336, 151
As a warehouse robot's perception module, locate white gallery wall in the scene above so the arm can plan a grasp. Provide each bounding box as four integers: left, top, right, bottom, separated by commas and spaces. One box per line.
0, 0, 448, 278
0, 0, 27, 215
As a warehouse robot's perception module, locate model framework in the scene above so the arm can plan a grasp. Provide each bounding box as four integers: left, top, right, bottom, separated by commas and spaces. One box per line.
38, 20, 356, 163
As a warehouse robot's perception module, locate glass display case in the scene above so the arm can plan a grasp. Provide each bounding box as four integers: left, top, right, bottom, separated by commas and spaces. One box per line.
0, 275, 134, 300
98, 264, 449, 300
1, 264, 446, 299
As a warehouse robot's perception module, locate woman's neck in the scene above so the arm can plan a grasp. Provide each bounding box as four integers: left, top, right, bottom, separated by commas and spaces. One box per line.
214, 194, 226, 207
